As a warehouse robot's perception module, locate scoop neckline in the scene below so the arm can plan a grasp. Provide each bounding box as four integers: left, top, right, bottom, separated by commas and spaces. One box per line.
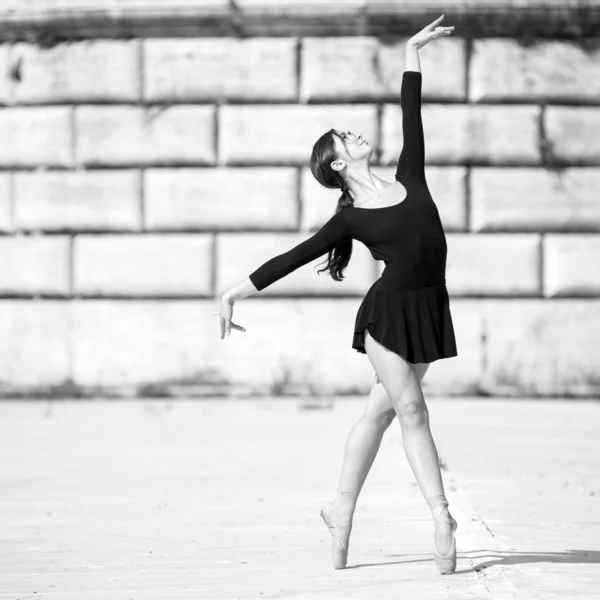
352, 180, 408, 211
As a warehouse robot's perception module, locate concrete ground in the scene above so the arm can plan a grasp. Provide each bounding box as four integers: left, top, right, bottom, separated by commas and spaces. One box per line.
0, 396, 599, 600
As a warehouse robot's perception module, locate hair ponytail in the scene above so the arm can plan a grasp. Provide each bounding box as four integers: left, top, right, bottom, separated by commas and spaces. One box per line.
337, 178, 355, 210
309, 129, 354, 283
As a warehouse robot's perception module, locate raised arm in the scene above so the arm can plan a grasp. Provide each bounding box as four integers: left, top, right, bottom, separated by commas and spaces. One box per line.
248, 209, 351, 291
395, 68, 426, 182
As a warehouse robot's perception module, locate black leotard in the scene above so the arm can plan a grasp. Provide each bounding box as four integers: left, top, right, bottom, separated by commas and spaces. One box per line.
249, 71, 458, 364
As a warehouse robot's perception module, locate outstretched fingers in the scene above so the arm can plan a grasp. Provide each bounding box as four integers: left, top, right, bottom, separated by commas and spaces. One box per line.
213, 311, 246, 338
413, 14, 455, 45
424, 14, 446, 31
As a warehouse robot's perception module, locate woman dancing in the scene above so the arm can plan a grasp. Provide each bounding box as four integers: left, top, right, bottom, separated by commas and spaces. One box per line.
216, 15, 459, 575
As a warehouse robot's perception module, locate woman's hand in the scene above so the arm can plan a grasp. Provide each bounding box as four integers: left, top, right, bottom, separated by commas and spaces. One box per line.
213, 293, 246, 339
408, 14, 454, 49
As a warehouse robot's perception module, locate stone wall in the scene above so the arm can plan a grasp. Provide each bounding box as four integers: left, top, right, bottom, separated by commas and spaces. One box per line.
1, 4, 600, 397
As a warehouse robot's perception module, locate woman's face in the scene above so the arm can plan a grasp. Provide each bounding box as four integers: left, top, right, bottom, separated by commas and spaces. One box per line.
332, 130, 373, 166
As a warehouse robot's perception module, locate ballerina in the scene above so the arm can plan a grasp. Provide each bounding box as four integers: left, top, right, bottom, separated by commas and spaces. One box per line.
216, 15, 459, 575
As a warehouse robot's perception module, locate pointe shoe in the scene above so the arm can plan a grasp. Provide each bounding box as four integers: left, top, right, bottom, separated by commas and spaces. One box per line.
320, 504, 353, 569
431, 506, 458, 575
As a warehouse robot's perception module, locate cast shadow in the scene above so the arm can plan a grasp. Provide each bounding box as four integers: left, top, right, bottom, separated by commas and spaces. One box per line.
458, 548, 600, 574
347, 549, 600, 572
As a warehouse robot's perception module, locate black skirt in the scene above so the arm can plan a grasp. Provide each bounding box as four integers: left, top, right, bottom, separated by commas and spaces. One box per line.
352, 278, 458, 365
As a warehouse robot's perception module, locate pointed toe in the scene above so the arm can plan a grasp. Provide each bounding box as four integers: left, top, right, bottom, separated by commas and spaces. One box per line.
320, 504, 353, 570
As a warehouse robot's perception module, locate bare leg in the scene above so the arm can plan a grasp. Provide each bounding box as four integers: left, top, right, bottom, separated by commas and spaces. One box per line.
321, 361, 430, 569
363, 330, 457, 558
332, 368, 429, 519
332, 381, 393, 519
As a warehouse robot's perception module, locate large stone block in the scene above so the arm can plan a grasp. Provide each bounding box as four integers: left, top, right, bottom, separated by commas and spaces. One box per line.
471, 39, 600, 103
0, 300, 71, 387
144, 168, 298, 230
544, 234, 600, 297
381, 104, 541, 165
0, 173, 10, 231
220, 105, 378, 165
73, 234, 213, 296
0, 107, 72, 167
301, 36, 465, 101
13, 170, 141, 232
144, 38, 296, 102
545, 107, 600, 164
0, 236, 70, 295
218, 232, 378, 296
482, 299, 600, 396
301, 37, 382, 101
379, 37, 466, 101
446, 233, 540, 296
3, 40, 140, 104
71, 300, 215, 388
75, 105, 216, 166
471, 167, 600, 232
425, 166, 467, 231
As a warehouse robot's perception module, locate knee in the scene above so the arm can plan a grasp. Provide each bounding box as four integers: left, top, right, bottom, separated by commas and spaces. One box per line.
397, 400, 429, 429
364, 409, 395, 430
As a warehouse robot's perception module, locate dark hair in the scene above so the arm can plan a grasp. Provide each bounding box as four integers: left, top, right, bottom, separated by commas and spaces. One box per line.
309, 128, 354, 282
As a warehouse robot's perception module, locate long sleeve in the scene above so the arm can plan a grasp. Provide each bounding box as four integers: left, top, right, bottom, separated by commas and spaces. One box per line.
396, 70, 426, 181
249, 210, 351, 291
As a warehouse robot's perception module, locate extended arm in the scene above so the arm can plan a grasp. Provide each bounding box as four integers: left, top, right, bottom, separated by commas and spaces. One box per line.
247, 210, 351, 292
396, 42, 426, 181
217, 210, 349, 338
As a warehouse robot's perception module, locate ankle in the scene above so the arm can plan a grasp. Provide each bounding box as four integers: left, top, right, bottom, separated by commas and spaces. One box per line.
432, 505, 453, 523
426, 493, 448, 512
333, 492, 357, 515
426, 494, 454, 522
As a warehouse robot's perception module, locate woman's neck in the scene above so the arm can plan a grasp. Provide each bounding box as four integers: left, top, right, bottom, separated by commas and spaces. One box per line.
345, 168, 391, 204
